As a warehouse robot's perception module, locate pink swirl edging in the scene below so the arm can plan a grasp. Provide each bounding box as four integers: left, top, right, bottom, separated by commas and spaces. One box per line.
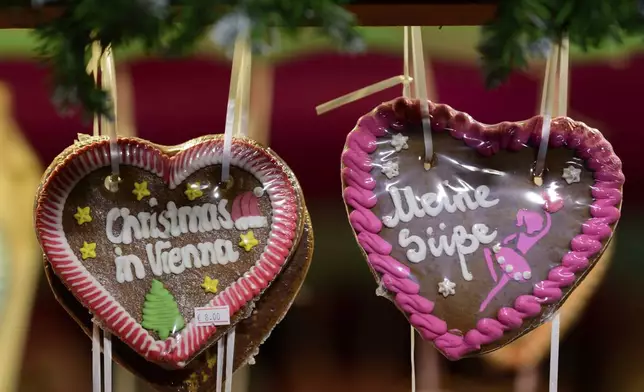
341, 98, 624, 360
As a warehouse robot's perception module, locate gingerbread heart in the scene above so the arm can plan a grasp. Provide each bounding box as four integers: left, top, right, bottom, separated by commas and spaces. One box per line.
342, 98, 623, 359
35, 135, 304, 368
43, 210, 314, 391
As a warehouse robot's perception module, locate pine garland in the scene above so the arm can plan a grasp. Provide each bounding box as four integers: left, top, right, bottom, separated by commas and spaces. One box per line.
33, 0, 361, 119
28, 1, 644, 117
480, 0, 644, 88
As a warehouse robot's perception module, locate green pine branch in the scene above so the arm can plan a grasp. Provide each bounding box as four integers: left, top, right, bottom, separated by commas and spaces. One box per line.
33, 0, 360, 119
480, 0, 644, 88
30, 0, 644, 118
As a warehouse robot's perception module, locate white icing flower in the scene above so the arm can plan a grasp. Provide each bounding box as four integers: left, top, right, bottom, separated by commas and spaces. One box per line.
437, 277, 456, 298
390, 133, 409, 152
562, 165, 581, 184
381, 161, 399, 179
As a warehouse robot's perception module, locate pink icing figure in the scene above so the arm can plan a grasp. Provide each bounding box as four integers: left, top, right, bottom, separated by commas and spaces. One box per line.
479, 209, 552, 312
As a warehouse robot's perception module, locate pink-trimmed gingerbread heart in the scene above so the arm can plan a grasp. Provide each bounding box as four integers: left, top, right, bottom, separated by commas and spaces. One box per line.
341, 98, 623, 359
35, 136, 303, 368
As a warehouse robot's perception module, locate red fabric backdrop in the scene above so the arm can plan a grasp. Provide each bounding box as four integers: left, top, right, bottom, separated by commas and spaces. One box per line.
0, 52, 637, 197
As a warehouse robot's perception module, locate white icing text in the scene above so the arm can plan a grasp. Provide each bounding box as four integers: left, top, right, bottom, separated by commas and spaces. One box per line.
108, 201, 264, 283
384, 182, 499, 281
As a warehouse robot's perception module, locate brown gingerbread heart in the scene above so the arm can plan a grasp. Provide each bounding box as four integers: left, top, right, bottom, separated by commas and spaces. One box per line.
44, 210, 313, 391
341, 98, 623, 359
35, 135, 305, 368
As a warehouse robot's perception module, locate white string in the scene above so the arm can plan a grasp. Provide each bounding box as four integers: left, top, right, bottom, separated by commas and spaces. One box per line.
549, 36, 569, 392
224, 328, 236, 392
405, 26, 416, 392
92, 323, 101, 392
549, 313, 561, 392
86, 41, 118, 392
410, 327, 416, 392
221, 31, 251, 183
216, 338, 225, 392
101, 45, 121, 190
221, 99, 235, 183
534, 43, 559, 182
403, 27, 411, 99
103, 331, 113, 392
410, 27, 433, 169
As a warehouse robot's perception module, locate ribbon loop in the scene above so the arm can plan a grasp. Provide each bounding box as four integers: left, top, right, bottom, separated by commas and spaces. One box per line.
534, 36, 569, 186
409, 27, 433, 169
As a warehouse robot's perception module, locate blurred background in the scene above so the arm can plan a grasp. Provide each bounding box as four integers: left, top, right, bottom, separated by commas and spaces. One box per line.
0, 26, 642, 392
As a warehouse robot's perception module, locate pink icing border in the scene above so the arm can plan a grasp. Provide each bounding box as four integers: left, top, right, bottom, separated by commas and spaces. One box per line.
341, 98, 624, 360
35, 137, 300, 367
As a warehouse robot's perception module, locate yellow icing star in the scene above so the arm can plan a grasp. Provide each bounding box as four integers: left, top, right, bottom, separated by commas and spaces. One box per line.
132, 181, 151, 201
201, 276, 219, 294
239, 230, 259, 252
73, 206, 92, 225
185, 182, 204, 201
79, 241, 97, 260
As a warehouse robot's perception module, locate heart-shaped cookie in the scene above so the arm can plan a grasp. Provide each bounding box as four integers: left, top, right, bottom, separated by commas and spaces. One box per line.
43, 210, 314, 391
35, 135, 304, 368
342, 98, 623, 359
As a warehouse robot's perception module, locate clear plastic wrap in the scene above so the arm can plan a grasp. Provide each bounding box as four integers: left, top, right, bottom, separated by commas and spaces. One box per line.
341, 97, 624, 359
35, 135, 308, 370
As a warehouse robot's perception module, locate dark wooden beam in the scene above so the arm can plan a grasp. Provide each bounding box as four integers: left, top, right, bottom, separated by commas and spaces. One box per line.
347, 4, 497, 26
0, 3, 498, 29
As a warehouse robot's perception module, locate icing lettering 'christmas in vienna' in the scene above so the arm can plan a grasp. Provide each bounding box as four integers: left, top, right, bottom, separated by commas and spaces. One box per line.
383, 182, 500, 281
108, 197, 268, 284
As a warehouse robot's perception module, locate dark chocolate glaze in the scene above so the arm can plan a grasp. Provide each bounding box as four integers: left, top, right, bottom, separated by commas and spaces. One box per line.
62, 164, 271, 342
45, 210, 314, 392
368, 124, 594, 346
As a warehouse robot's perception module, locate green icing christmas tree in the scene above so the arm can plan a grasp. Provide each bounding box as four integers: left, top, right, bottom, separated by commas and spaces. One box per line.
141, 280, 185, 340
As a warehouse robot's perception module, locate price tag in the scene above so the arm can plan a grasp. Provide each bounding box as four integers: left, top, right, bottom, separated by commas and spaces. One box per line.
194, 305, 230, 326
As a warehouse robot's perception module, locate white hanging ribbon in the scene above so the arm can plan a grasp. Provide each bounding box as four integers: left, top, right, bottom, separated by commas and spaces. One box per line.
315, 29, 413, 115
100, 45, 121, 192
221, 32, 252, 183
404, 27, 417, 392
534, 43, 558, 185
224, 328, 236, 392
549, 36, 569, 392
87, 40, 118, 392
527, 35, 569, 392
549, 313, 561, 392
103, 331, 113, 392
409, 27, 433, 170
403, 27, 411, 99
410, 326, 416, 392
92, 324, 101, 392
216, 339, 225, 392
218, 30, 252, 392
